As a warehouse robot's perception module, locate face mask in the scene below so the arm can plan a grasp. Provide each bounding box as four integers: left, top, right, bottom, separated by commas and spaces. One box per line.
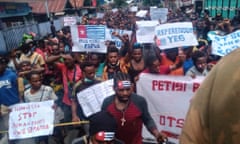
84, 78, 93, 83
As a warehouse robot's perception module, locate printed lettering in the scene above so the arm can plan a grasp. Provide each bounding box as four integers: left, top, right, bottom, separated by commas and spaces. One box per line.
152, 80, 187, 92
192, 82, 200, 92
159, 115, 185, 128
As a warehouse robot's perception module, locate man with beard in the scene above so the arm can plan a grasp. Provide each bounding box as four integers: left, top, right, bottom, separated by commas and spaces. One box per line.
102, 46, 129, 81
101, 72, 167, 144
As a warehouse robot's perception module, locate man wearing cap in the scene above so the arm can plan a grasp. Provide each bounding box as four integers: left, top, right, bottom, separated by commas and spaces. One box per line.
72, 111, 123, 144
0, 54, 19, 143
102, 72, 167, 144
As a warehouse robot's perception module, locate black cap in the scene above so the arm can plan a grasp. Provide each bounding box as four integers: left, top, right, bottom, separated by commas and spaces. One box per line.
89, 111, 117, 137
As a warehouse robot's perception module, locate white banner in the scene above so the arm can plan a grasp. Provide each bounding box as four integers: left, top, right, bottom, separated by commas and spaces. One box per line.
9, 101, 54, 140
71, 25, 107, 53
77, 79, 115, 117
155, 22, 198, 49
136, 74, 204, 143
208, 30, 240, 56
136, 20, 159, 43
150, 8, 168, 23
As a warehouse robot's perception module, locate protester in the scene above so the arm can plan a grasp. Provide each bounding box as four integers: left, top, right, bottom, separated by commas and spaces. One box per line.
88, 53, 105, 79
102, 46, 128, 80
185, 50, 209, 77
20, 39, 45, 67
0, 54, 19, 143
127, 43, 146, 83
17, 71, 60, 144
71, 61, 101, 137
160, 48, 185, 75
101, 72, 167, 144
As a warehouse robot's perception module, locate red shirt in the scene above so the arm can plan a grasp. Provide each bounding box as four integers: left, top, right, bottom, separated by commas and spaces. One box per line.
57, 63, 82, 105
106, 102, 143, 144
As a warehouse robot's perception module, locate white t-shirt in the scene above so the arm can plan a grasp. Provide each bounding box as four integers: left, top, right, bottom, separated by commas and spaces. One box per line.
24, 85, 57, 102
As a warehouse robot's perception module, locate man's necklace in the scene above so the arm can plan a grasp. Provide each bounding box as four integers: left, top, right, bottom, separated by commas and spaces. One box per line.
121, 110, 126, 126
119, 101, 130, 126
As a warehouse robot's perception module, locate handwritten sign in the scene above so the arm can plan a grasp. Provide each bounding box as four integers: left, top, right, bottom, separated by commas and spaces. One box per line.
9, 101, 54, 140
155, 22, 198, 49
77, 79, 115, 117
208, 30, 240, 56
137, 74, 204, 143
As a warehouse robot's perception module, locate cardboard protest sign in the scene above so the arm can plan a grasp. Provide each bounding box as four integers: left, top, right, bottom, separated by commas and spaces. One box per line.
137, 74, 204, 143
208, 30, 240, 56
9, 101, 54, 140
71, 25, 107, 53
155, 22, 198, 49
136, 20, 159, 43
77, 79, 115, 117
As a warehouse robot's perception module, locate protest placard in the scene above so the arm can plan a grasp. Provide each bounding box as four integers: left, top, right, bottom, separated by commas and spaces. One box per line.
136, 20, 159, 43
208, 30, 240, 56
63, 16, 77, 26
105, 28, 132, 49
9, 101, 54, 140
71, 25, 107, 53
136, 74, 204, 143
77, 79, 115, 117
155, 22, 198, 49
130, 6, 138, 12
150, 7, 168, 23
136, 10, 148, 17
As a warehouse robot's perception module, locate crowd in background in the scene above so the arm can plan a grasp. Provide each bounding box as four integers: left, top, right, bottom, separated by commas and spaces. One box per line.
1, 5, 240, 144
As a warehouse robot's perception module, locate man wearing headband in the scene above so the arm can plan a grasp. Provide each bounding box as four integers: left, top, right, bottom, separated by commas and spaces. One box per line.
101, 72, 167, 144
72, 111, 123, 144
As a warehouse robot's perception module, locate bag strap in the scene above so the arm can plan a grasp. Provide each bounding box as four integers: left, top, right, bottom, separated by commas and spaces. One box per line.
39, 86, 45, 101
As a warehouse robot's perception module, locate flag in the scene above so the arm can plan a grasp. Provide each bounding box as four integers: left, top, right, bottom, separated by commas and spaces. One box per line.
78, 25, 87, 38
78, 25, 105, 39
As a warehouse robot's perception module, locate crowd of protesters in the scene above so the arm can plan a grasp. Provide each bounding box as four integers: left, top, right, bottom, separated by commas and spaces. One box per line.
0, 4, 240, 144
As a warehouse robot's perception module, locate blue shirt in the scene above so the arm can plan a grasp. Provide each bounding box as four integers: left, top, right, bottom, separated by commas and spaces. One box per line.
0, 69, 19, 106
183, 58, 194, 74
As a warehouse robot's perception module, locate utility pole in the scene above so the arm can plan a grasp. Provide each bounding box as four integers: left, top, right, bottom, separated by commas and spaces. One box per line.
45, 0, 50, 19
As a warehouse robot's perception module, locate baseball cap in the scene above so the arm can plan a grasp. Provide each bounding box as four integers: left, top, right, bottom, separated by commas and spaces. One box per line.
89, 111, 117, 141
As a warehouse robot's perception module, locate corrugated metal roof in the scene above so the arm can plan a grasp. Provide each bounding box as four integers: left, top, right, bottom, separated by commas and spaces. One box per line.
28, 0, 67, 14
0, 0, 67, 14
